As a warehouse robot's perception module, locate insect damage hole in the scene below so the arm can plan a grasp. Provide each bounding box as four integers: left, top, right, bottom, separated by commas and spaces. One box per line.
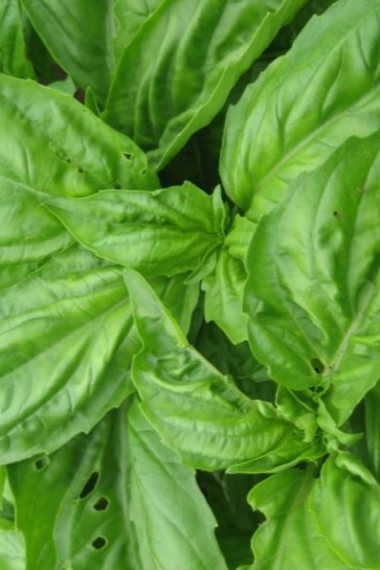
93, 496, 110, 512
310, 358, 324, 375
92, 536, 107, 550
79, 471, 100, 499
34, 456, 50, 471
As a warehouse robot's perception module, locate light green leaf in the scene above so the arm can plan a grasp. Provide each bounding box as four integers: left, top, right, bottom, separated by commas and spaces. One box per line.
0, 176, 73, 291
48, 75, 76, 96
202, 215, 257, 344
245, 133, 380, 424
127, 402, 227, 570
21, 0, 114, 105
0, 523, 25, 570
202, 249, 248, 345
8, 402, 227, 570
46, 183, 227, 278
151, 274, 199, 336
21, 0, 164, 105
310, 454, 380, 569
0, 74, 158, 197
0, 0, 34, 79
221, 0, 380, 219
0, 246, 138, 463
112, 0, 164, 62
365, 380, 380, 481
125, 269, 315, 472
245, 466, 347, 569
105, 0, 307, 170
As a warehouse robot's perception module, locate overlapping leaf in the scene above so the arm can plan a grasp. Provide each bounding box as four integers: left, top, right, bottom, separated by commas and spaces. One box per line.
46, 183, 227, 278
21, 0, 164, 105
125, 269, 323, 472
8, 402, 227, 570
221, 0, 380, 219
0, 74, 158, 197
0, 0, 34, 79
245, 133, 380, 425
105, 0, 307, 169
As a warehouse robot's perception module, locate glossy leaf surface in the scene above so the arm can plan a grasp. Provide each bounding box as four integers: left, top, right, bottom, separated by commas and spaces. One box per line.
8, 402, 227, 570
245, 133, 380, 424
105, 0, 307, 169
126, 269, 313, 472
46, 183, 227, 278
0, 0, 34, 79
0, 246, 137, 463
221, 0, 380, 219
0, 74, 158, 196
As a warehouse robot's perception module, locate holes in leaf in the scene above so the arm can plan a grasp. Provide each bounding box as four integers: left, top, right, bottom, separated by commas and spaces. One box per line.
77, 166, 84, 174
79, 471, 100, 499
93, 496, 110, 512
34, 456, 50, 471
92, 536, 107, 550
140, 168, 147, 175
123, 152, 133, 161
310, 358, 324, 375
333, 210, 341, 219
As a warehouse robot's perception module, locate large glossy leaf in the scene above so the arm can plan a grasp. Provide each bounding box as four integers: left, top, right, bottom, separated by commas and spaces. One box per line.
46, 183, 227, 278
310, 454, 380, 569
0, 246, 200, 464
245, 133, 380, 424
8, 402, 227, 570
0, 74, 158, 196
0, 0, 34, 79
21, 0, 113, 105
0, 246, 137, 463
104, 0, 307, 170
21, 0, 164, 105
221, 0, 380, 219
125, 269, 321, 472
244, 466, 347, 569
0, 176, 73, 291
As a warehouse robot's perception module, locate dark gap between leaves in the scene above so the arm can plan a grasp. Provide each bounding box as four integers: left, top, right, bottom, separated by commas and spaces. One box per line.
310, 357, 324, 374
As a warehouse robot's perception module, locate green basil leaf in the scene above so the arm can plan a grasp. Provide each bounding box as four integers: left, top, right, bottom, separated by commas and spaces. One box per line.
8, 401, 227, 570
245, 133, 380, 424
0, 177, 73, 291
105, 0, 307, 170
202, 250, 248, 345
0, 246, 138, 463
365, 380, 380, 481
244, 466, 347, 570
125, 269, 313, 472
0, 0, 34, 79
21, 0, 114, 105
310, 454, 380, 569
151, 274, 199, 336
46, 183, 227, 278
21, 0, 164, 105
0, 74, 158, 196
221, 0, 380, 219
0, 520, 24, 570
